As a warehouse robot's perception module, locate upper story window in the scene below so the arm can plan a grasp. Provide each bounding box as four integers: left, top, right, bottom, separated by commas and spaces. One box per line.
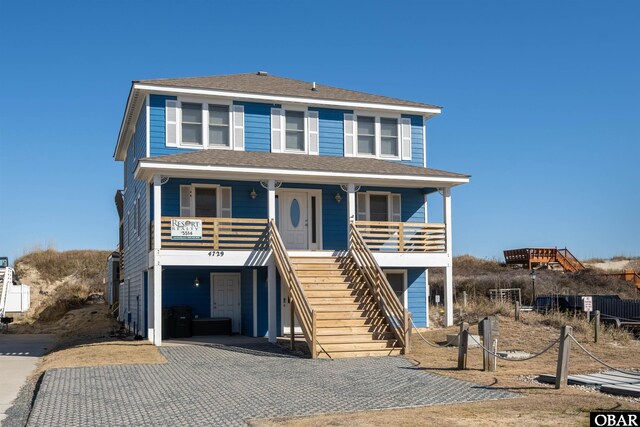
345, 113, 412, 161
209, 105, 230, 147
271, 107, 319, 155
166, 99, 244, 151
285, 111, 305, 152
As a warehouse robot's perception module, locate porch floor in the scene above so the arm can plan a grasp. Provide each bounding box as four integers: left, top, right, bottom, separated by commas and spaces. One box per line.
27, 341, 518, 426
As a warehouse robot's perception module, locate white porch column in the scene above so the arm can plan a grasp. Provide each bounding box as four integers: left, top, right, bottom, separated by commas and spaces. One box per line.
267, 179, 277, 344
347, 183, 356, 248
423, 192, 429, 223
442, 187, 454, 327
152, 175, 163, 345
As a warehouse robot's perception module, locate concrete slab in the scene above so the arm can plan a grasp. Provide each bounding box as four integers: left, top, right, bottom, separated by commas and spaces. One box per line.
538, 370, 640, 398
0, 334, 56, 422
446, 333, 480, 348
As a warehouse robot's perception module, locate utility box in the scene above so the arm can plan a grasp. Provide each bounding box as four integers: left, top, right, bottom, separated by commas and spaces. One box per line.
170, 306, 193, 338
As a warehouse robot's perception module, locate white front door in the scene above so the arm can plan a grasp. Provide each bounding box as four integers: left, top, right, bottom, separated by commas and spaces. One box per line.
210, 273, 241, 333
280, 191, 309, 250
281, 284, 302, 335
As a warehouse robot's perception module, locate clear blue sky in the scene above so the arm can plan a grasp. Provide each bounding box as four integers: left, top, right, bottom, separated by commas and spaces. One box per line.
1, 1, 638, 262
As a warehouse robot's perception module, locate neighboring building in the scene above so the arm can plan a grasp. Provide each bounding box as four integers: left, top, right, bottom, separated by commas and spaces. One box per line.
114, 72, 469, 357
106, 251, 120, 306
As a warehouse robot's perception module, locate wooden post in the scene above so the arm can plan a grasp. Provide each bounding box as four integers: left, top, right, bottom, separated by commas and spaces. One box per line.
481, 317, 494, 372
515, 301, 521, 321
213, 220, 219, 250
403, 310, 412, 354
555, 325, 572, 389
311, 310, 317, 359
463, 291, 467, 307
399, 223, 405, 252
290, 299, 295, 351
457, 322, 469, 370
594, 310, 600, 344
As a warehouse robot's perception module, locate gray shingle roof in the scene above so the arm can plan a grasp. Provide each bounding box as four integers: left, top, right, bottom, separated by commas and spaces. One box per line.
141, 150, 468, 179
136, 73, 440, 110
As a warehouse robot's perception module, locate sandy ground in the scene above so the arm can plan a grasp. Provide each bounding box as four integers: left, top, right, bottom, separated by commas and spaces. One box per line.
252, 314, 640, 426
584, 259, 638, 271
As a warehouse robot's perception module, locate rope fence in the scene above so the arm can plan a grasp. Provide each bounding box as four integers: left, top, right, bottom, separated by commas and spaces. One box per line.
466, 334, 561, 362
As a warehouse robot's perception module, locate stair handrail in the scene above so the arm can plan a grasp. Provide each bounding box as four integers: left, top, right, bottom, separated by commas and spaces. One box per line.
269, 220, 318, 358
349, 223, 411, 352
556, 248, 585, 272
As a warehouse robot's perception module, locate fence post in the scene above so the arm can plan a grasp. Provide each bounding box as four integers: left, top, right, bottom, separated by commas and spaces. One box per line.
311, 310, 317, 359
555, 325, 572, 389
463, 291, 467, 307
594, 310, 600, 344
515, 301, 521, 321
481, 317, 495, 372
457, 322, 469, 370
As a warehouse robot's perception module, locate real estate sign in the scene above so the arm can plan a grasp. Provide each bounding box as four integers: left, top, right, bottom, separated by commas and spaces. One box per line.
171, 219, 202, 240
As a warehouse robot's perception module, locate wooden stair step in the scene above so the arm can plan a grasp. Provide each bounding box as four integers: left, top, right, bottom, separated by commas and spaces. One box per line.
301, 283, 367, 291
296, 270, 346, 277
316, 317, 387, 327
320, 341, 399, 352
317, 348, 402, 359
315, 310, 381, 320
316, 325, 391, 335
290, 257, 341, 263
305, 289, 369, 298
310, 302, 379, 311
318, 332, 395, 343
298, 276, 352, 284
307, 296, 374, 305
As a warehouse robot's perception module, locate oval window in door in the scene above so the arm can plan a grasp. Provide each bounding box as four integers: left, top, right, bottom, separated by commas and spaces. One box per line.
290, 198, 300, 227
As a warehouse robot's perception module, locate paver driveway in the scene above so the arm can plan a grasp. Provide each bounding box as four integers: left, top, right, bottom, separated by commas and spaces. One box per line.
28, 342, 517, 426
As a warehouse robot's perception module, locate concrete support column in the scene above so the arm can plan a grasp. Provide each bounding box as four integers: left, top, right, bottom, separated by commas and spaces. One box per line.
442, 187, 454, 326
267, 179, 277, 344
152, 175, 163, 345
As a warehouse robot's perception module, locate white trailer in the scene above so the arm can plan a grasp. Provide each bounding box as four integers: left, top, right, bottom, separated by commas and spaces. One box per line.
0, 258, 31, 316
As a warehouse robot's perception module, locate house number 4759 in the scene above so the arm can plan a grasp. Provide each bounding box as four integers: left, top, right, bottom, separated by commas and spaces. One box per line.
208, 251, 225, 257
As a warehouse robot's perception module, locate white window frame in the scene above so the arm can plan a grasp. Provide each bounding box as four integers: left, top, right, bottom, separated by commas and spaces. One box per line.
383, 269, 408, 307
357, 191, 399, 221
180, 184, 233, 218
354, 111, 402, 160
175, 97, 235, 150
283, 105, 309, 154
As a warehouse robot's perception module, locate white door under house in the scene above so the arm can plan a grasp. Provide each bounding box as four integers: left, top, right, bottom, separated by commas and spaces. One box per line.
277, 189, 322, 250
281, 284, 302, 336
210, 273, 241, 333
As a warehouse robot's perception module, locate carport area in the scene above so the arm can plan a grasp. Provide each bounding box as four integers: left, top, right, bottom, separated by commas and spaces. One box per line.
27, 340, 518, 426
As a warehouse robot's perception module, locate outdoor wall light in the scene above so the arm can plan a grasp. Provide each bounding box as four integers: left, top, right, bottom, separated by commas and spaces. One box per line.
335, 193, 342, 203
250, 189, 257, 199
194, 276, 200, 287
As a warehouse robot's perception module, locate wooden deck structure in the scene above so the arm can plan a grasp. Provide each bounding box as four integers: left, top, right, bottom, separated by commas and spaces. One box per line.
503, 248, 585, 272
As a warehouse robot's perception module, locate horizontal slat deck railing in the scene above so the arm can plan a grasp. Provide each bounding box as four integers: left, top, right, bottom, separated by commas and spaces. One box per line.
354, 221, 445, 252
159, 217, 269, 250
504, 248, 585, 273
349, 224, 411, 353
269, 220, 318, 358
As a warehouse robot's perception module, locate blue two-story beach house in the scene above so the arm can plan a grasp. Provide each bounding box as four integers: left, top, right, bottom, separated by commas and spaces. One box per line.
114, 72, 469, 358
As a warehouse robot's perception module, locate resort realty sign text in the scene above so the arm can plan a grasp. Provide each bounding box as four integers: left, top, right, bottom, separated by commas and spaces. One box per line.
171, 219, 203, 240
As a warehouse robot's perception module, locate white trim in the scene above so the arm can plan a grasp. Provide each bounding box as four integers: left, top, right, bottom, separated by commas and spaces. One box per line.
210, 272, 242, 333
145, 95, 150, 158
422, 120, 427, 168
133, 83, 442, 115
383, 269, 408, 308
424, 268, 429, 328
136, 161, 470, 187
252, 269, 257, 337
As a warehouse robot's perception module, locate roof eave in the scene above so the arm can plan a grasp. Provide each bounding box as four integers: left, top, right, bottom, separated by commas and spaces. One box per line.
132, 83, 443, 116
135, 160, 470, 189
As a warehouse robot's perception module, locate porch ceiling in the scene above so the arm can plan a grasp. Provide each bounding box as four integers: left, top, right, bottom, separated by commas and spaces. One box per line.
135, 150, 470, 188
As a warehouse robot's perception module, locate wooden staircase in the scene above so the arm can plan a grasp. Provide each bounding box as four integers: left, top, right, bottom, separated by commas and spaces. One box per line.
290, 256, 402, 359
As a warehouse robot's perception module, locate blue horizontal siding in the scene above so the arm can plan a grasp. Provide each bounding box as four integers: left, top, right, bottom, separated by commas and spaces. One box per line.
309, 107, 352, 157
149, 94, 194, 157
161, 178, 268, 219
234, 101, 279, 153
401, 114, 424, 168
407, 268, 427, 327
